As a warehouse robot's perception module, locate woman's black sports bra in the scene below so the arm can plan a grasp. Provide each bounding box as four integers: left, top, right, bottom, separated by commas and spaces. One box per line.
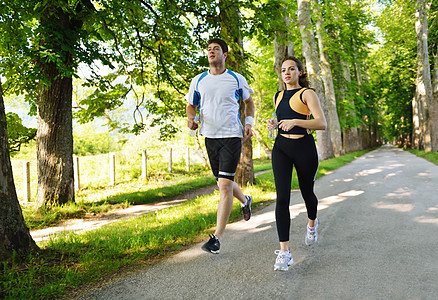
274, 88, 311, 135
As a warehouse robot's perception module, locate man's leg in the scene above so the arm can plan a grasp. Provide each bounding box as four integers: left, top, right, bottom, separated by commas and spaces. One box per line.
214, 178, 234, 241
232, 181, 246, 205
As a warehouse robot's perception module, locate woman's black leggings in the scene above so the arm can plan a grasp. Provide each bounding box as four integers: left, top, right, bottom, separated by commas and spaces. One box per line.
272, 134, 319, 242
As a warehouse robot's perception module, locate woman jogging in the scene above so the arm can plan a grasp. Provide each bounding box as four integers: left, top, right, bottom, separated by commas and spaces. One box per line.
267, 56, 327, 271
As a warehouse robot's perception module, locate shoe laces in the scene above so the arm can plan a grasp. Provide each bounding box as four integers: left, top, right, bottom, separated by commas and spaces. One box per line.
307, 224, 316, 234
208, 234, 219, 244
274, 250, 291, 263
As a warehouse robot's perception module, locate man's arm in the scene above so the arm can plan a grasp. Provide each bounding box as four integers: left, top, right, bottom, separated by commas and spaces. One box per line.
186, 103, 198, 130
243, 96, 255, 138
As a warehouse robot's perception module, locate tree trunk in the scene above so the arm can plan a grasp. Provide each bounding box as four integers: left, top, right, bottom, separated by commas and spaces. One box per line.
36, 64, 75, 208
412, 0, 433, 151
0, 77, 39, 261
352, 43, 371, 150
314, 0, 343, 156
340, 59, 361, 152
35, 7, 80, 208
297, 0, 334, 160
219, 0, 254, 186
431, 46, 438, 151
274, 0, 295, 91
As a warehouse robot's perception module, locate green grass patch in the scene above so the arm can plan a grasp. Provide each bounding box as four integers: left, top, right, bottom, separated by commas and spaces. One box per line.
22, 157, 273, 230
3, 150, 369, 299
406, 148, 438, 165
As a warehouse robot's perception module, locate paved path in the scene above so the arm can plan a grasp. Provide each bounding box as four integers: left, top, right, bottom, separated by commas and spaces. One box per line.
82, 145, 438, 299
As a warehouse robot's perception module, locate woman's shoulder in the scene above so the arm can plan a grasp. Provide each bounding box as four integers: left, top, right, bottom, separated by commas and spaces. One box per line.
302, 87, 317, 97
301, 88, 319, 105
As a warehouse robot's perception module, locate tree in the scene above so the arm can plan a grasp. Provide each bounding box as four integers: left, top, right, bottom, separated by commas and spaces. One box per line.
413, 0, 433, 151
0, 1, 98, 208
322, 0, 378, 152
432, 48, 438, 150
0, 76, 38, 260
273, 0, 296, 91
34, 2, 92, 208
313, 0, 343, 156
297, 0, 334, 159
0, 0, 215, 208
430, 0, 438, 151
372, 0, 416, 147
219, 0, 255, 186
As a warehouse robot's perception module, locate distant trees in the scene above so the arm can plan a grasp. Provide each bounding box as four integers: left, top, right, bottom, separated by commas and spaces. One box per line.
372, 0, 438, 151
6, 113, 36, 154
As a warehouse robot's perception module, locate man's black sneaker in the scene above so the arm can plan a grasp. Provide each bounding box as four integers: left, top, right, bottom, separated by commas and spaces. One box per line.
201, 234, 220, 254
241, 195, 252, 221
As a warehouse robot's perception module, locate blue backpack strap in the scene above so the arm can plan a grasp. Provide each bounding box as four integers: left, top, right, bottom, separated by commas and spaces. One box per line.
193, 71, 208, 107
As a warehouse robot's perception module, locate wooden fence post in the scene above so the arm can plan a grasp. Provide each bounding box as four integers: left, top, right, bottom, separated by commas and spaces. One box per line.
23, 161, 31, 202
141, 149, 147, 179
168, 147, 172, 173
73, 155, 80, 191
110, 153, 116, 185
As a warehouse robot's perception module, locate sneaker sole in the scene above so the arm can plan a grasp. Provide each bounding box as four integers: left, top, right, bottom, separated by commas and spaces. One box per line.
201, 247, 220, 254
274, 259, 293, 271
274, 263, 293, 271
274, 265, 288, 271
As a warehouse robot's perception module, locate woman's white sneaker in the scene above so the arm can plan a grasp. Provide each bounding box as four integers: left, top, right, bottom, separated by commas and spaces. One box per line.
305, 218, 318, 246
274, 250, 293, 271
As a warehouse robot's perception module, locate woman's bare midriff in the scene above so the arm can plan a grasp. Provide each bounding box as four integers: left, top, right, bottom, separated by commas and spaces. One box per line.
280, 133, 305, 139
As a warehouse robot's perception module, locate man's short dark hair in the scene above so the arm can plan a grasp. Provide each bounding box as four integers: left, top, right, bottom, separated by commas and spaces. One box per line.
207, 38, 228, 54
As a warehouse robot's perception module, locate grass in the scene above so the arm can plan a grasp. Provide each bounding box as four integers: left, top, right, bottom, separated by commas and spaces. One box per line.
1, 151, 367, 299
406, 148, 438, 165
21, 157, 272, 230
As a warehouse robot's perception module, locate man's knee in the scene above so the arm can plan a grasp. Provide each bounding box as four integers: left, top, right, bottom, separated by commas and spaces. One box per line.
217, 178, 233, 193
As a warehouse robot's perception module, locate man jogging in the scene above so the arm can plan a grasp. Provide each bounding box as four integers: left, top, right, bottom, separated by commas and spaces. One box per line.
186, 38, 255, 254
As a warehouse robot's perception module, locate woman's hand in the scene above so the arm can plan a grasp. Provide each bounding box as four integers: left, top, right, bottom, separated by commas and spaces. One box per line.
267, 119, 274, 130
278, 119, 296, 132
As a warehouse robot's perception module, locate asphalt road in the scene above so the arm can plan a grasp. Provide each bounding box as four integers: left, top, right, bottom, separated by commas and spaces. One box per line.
82, 145, 438, 299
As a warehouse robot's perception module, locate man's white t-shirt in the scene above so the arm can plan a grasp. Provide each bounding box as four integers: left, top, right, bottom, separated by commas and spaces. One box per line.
185, 69, 253, 138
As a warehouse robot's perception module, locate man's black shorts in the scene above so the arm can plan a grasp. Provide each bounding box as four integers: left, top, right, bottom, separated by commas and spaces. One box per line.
205, 137, 241, 181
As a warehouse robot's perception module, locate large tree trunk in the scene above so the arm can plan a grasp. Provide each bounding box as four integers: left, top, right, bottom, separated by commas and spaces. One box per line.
35, 7, 80, 208
412, 0, 433, 151
274, 0, 295, 91
297, 0, 334, 160
0, 77, 39, 261
314, 0, 343, 156
36, 64, 75, 208
431, 45, 438, 151
219, 0, 254, 186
